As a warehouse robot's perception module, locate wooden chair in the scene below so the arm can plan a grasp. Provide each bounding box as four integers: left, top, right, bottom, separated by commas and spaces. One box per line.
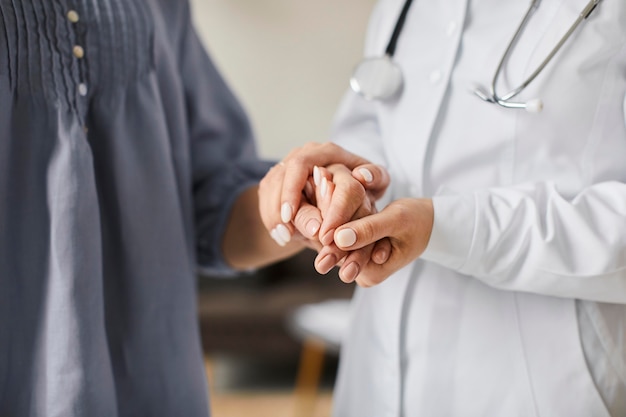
287, 299, 352, 417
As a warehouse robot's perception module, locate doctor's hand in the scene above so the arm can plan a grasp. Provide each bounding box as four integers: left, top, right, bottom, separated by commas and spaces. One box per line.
323, 198, 434, 287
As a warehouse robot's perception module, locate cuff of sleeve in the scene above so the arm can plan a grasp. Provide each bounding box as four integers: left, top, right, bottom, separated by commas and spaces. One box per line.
196, 160, 274, 277
420, 193, 476, 270
196, 180, 259, 277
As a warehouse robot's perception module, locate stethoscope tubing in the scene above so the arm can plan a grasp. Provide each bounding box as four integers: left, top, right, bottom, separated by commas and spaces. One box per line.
385, 0, 415, 57
490, 0, 601, 106
352, 0, 603, 112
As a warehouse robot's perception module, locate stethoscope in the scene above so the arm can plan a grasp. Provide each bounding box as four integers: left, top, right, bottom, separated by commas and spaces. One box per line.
350, 0, 602, 113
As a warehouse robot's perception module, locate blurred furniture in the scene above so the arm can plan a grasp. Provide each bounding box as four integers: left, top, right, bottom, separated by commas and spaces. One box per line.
288, 299, 351, 417
197, 250, 354, 361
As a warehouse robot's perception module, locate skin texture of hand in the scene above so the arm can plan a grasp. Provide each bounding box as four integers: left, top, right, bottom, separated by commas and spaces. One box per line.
223, 185, 306, 269
309, 165, 392, 276
327, 198, 434, 287
257, 142, 390, 247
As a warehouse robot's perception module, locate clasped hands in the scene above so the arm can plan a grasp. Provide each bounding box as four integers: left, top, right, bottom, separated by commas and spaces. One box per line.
259, 143, 434, 287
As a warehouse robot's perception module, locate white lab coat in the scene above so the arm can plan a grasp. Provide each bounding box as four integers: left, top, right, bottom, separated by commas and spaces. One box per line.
330, 0, 626, 416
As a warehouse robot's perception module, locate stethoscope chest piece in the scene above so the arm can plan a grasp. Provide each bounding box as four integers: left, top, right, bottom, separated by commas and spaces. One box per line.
350, 55, 404, 101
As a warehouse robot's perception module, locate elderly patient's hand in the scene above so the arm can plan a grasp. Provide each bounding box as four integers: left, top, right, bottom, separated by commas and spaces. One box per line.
305, 164, 392, 281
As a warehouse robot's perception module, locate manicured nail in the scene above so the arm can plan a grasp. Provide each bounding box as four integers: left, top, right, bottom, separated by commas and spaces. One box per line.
316, 254, 337, 275
340, 262, 360, 282
358, 168, 373, 183
276, 224, 292, 243
321, 228, 335, 246
373, 247, 389, 264
305, 219, 320, 237
270, 228, 286, 247
336, 228, 357, 248
313, 166, 321, 187
321, 177, 328, 198
281, 203, 293, 223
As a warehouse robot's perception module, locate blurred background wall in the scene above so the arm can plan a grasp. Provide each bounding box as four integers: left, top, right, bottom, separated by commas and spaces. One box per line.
188, 2, 377, 416
190, 0, 377, 159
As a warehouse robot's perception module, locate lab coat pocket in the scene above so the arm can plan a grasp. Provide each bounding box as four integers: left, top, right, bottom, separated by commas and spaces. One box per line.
516, 293, 611, 417
511, 0, 626, 193
578, 301, 626, 416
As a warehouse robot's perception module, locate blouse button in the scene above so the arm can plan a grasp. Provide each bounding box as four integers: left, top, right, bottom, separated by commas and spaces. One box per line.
67, 10, 80, 23
78, 83, 88, 96
73, 45, 85, 59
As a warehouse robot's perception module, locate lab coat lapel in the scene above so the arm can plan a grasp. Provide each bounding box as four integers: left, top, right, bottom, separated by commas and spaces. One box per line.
379, 0, 468, 198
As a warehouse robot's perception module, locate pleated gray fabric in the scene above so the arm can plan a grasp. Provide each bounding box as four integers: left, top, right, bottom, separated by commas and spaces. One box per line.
0, 1, 271, 415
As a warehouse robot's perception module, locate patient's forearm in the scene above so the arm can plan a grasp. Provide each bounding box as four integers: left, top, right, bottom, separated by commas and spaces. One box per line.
222, 185, 304, 270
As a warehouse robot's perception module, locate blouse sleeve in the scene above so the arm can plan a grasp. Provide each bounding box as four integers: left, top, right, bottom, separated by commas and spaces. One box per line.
178, 3, 273, 274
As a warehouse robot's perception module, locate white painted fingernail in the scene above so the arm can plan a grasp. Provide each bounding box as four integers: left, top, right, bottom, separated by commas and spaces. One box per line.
276, 224, 292, 243
336, 228, 357, 247
281, 202, 293, 223
321, 177, 328, 198
313, 166, 321, 187
359, 168, 373, 183
270, 228, 286, 247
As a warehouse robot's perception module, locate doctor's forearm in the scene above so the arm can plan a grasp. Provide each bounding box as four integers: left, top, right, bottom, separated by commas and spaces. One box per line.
421, 181, 626, 303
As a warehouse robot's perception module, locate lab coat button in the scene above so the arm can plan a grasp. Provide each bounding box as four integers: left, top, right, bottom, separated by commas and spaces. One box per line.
429, 70, 442, 84
446, 21, 457, 37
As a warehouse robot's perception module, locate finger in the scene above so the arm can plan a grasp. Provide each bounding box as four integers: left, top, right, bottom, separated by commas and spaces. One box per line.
333, 209, 400, 251
314, 211, 380, 275
318, 165, 367, 246
304, 176, 316, 205
371, 238, 391, 264
314, 166, 334, 216
279, 142, 372, 224
337, 244, 374, 283
354, 263, 392, 288
269, 222, 295, 247
315, 168, 383, 268
292, 201, 323, 239
351, 164, 390, 200
314, 244, 348, 275
259, 162, 289, 238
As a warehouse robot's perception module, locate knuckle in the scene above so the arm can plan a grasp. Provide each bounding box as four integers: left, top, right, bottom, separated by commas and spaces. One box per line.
359, 219, 377, 242
348, 182, 366, 201
396, 205, 413, 225
289, 154, 307, 168
294, 207, 311, 224
324, 142, 339, 152
334, 182, 366, 210
303, 142, 320, 151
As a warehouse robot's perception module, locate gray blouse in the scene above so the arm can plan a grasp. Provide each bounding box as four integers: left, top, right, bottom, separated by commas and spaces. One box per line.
0, 0, 271, 415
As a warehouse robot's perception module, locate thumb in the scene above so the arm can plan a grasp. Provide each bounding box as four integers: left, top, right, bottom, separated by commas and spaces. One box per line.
333, 209, 397, 251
